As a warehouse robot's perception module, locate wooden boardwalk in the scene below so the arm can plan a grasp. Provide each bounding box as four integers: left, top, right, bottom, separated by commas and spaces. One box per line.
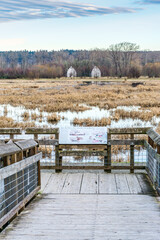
1, 171, 160, 240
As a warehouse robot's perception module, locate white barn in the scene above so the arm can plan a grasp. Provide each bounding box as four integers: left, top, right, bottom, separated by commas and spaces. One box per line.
67, 66, 77, 78
91, 66, 101, 78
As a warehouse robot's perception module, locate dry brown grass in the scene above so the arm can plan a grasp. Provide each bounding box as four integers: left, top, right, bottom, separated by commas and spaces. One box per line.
0, 78, 159, 119
73, 117, 111, 126
22, 111, 30, 121
0, 116, 35, 129
156, 123, 160, 134
0, 79, 159, 112
38, 146, 52, 158
47, 113, 61, 123
112, 108, 160, 121
31, 113, 39, 120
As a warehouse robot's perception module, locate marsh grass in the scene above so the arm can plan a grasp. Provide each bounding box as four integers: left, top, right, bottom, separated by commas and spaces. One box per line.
47, 113, 61, 123
73, 117, 111, 126
0, 79, 159, 113
38, 146, 52, 158
112, 108, 160, 121
0, 78, 160, 127
0, 116, 35, 129
22, 111, 30, 121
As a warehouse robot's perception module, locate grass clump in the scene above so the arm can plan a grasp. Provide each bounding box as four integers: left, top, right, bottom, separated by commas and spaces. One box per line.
47, 113, 61, 123
22, 111, 30, 121
73, 117, 111, 126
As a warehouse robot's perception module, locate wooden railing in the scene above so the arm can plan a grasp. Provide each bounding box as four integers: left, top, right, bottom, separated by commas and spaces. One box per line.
0, 127, 150, 172
0, 127, 159, 186
145, 129, 160, 194
0, 139, 42, 230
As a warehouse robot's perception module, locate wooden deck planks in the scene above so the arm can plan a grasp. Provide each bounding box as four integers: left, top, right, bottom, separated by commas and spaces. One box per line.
1, 172, 159, 240
40, 171, 52, 192
125, 174, 142, 194
41, 172, 155, 195
80, 172, 98, 194
43, 173, 67, 194
99, 174, 117, 194
61, 173, 83, 194
1, 195, 160, 240
115, 174, 130, 194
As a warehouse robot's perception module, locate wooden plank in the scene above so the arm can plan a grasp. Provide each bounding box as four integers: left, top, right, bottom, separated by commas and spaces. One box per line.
108, 127, 150, 135
61, 173, 83, 194
25, 128, 59, 135
80, 173, 98, 194
43, 173, 67, 194
108, 140, 144, 145
59, 145, 106, 149
40, 171, 52, 192
115, 174, 130, 194
0, 128, 22, 135
0, 143, 21, 157
125, 174, 142, 194
1, 194, 160, 240
15, 140, 38, 151
59, 150, 107, 157
0, 153, 42, 180
38, 139, 58, 146
40, 165, 146, 170
99, 174, 117, 194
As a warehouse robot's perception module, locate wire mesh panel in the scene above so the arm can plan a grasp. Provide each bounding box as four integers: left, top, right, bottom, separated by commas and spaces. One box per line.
111, 145, 130, 166
0, 162, 38, 220
39, 145, 55, 167
134, 145, 147, 166
145, 141, 160, 189
111, 145, 147, 167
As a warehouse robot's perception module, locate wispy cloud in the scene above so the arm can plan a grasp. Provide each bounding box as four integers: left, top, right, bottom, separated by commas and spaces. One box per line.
0, 0, 142, 22
137, 0, 160, 4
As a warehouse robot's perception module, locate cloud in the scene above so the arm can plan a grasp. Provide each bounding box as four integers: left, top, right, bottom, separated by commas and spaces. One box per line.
0, 0, 142, 22
137, 0, 160, 3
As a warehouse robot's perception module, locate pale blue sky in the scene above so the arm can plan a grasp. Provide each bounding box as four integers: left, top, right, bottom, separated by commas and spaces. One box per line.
0, 0, 160, 51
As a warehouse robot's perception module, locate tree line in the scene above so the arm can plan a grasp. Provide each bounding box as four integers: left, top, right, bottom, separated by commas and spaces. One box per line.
0, 43, 160, 79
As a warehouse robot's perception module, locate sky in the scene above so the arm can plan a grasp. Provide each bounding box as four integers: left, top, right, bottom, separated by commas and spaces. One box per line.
0, 0, 160, 51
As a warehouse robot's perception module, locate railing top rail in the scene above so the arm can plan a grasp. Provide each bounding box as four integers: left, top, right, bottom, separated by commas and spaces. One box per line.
0, 128, 22, 134
108, 127, 151, 135
15, 139, 38, 151
25, 127, 59, 134
147, 129, 160, 145
0, 152, 42, 180
0, 142, 20, 157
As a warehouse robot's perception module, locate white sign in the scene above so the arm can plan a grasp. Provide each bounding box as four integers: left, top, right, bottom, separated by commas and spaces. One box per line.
59, 127, 107, 145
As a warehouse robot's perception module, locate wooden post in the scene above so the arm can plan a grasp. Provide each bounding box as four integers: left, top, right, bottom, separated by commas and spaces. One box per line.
34, 134, 38, 140
157, 144, 160, 188
55, 130, 61, 173
130, 134, 134, 173
104, 146, 108, 171
55, 144, 62, 173
106, 133, 111, 173
148, 136, 154, 148
10, 134, 14, 140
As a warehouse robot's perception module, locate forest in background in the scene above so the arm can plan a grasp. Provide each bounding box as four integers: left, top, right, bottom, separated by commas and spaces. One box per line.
1, 42, 160, 79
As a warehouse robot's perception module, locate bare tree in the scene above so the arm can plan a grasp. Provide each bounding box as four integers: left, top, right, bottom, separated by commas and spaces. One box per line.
108, 42, 140, 77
